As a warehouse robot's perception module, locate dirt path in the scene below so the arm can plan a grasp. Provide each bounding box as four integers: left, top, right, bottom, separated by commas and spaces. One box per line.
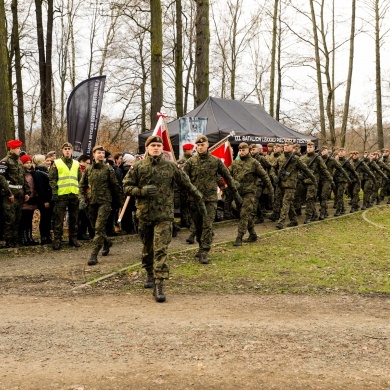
0, 217, 389, 389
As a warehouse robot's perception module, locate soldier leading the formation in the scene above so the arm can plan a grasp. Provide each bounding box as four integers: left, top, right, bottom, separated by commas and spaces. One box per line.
122, 135, 206, 303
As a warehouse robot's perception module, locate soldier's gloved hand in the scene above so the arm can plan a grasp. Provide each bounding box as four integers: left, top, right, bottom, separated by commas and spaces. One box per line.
199, 201, 207, 217
268, 189, 275, 205
51, 194, 59, 203
331, 181, 336, 190
234, 193, 243, 207
141, 185, 158, 197
79, 199, 88, 210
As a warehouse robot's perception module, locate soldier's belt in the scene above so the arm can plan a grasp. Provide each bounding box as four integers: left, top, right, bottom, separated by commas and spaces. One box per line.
8, 184, 23, 189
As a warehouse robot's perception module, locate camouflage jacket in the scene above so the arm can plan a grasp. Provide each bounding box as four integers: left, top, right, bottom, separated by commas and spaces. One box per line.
366, 159, 387, 181
300, 152, 333, 183
184, 151, 239, 202
320, 154, 350, 183
271, 152, 316, 189
376, 158, 390, 176
229, 154, 273, 195
351, 158, 375, 182
79, 161, 123, 206
335, 157, 359, 183
266, 151, 281, 166
123, 153, 203, 222
0, 152, 30, 196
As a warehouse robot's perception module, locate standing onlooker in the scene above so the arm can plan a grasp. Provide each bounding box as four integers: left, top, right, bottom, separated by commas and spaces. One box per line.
49, 142, 82, 250
19, 155, 38, 246
0, 140, 31, 248
32, 154, 53, 245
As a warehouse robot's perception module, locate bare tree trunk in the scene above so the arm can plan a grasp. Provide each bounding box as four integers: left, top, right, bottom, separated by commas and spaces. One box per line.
150, 0, 163, 128
195, 0, 209, 106
269, 0, 279, 117
0, 0, 14, 156
275, 0, 282, 121
309, 0, 326, 143
341, 0, 356, 147
375, 0, 384, 149
35, 0, 53, 152
11, 0, 25, 146
175, 0, 183, 117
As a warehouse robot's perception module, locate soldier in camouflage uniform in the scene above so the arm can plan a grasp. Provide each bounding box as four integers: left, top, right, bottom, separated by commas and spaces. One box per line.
350, 151, 376, 210
0, 140, 31, 248
270, 141, 316, 229
370, 151, 390, 205
230, 143, 273, 246
79, 145, 123, 266
379, 148, 390, 203
299, 142, 333, 223
123, 135, 206, 302
267, 143, 283, 221
249, 144, 272, 223
184, 135, 242, 264
49, 142, 82, 250
319, 146, 352, 217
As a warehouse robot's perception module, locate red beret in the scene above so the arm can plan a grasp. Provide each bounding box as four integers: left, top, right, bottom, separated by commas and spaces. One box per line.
182, 143, 194, 151
7, 139, 23, 149
20, 154, 32, 164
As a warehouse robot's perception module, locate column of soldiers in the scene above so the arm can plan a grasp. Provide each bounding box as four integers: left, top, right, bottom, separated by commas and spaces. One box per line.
3, 136, 390, 303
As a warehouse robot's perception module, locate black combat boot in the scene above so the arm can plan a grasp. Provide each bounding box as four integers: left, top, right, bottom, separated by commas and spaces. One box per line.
268, 213, 279, 222
52, 240, 61, 250
276, 222, 284, 230
303, 217, 311, 224
244, 233, 258, 243
153, 279, 166, 302
88, 254, 98, 266
319, 214, 325, 220
287, 221, 298, 227
69, 237, 81, 247
144, 273, 155, 289
27, 230, 38, 246
199, 252, 209, 264
233, 235, 243, 246
186, 233, 195, 244
101, 239, 113, 256
334, 209, 341, 216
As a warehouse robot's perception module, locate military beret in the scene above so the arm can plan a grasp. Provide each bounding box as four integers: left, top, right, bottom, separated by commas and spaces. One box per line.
284, 141, 293, 145
384, 148, 390, 152
92, 145, 105, 154
306, 141, 314, 146
293, 143, 301, 148
267, 143, 275, 147
338, 147, 345, 151
61, 142, 73, 149
195, 135, 208, 144
145, 135, 163, 147
238, 142, 249, 150
20, 154, 32, 164
352, 150, 359, 154
7, 139, 23, 149
275, 143, 282, 148
46, 150, 56, 157
320, 146, 329, 151
182, 143, 194, 151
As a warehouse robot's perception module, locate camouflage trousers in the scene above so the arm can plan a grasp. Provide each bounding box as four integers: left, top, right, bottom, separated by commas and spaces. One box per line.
370, 178, 381, 204
362, 179, 374, 205
138, 220, 172, 280
304, 183, 318, 218
53, 196, 79, 241
272, 185, 283, 214
350, 181, 361, 208
334, 182, 347, 212
278, 187, 297, 224
237, 193, 256, 236
190, 201, 217, 253
320, 181, 332, 215
2, 194, 23, 243
89, 203, 111, 255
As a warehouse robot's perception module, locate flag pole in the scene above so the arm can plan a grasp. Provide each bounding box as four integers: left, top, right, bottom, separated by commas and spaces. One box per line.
160, 113, 177, 163
208, 131, 235, 153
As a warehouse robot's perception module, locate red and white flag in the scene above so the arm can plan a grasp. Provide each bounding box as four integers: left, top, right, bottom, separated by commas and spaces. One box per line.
210, 140, 233, 168
152, 112, 176, 162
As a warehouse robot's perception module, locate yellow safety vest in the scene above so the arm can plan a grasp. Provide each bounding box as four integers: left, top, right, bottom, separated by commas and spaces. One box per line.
55, 158, 80, 195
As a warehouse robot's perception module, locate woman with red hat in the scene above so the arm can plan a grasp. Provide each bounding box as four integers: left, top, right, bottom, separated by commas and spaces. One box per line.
0, 140, 31, 248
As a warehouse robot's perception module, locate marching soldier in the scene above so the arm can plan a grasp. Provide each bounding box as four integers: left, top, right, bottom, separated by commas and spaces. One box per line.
299, 142, 333, 223
270, 141, 316, 230
79, 145, 123, 266
123, 135, 206, 302
230, 143, 273, 246
49, 142, 82, 250
0, 140, 31, 248
370, 152, 389, 205
184, 135, 242, 264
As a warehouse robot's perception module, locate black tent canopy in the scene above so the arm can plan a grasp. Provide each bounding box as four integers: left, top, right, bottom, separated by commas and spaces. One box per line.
138, 96, 317, 157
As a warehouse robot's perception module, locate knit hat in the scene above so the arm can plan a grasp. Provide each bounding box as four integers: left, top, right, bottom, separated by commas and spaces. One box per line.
20, 154, 32, 164
122, 153, 136, 166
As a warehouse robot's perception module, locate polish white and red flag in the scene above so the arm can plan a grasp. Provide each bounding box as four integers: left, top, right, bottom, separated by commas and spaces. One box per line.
152, 112, 176, 162
210, 140, 233, 168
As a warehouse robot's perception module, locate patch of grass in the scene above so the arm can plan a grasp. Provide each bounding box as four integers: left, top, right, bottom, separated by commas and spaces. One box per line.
168, 210, 390, 296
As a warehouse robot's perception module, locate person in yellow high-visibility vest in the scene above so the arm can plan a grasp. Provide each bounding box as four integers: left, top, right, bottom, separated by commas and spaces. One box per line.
49, 142, 82, 250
